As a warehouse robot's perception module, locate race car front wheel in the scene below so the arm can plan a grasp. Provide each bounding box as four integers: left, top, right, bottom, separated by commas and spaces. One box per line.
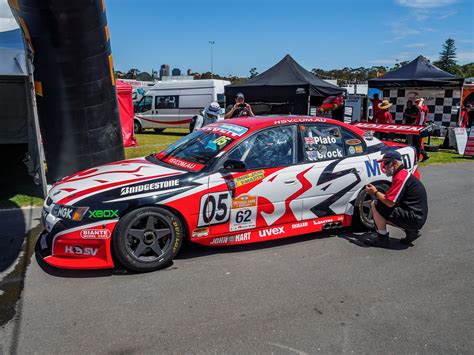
353, 182, 390, 230
113, 207, 183, 272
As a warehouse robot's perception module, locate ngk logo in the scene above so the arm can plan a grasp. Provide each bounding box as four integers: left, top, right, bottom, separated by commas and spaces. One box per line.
64, 245, 98, 256
57, 206, 73, 219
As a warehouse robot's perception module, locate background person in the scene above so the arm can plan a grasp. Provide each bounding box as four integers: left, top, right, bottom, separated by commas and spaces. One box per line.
374, 100, 393, 124
413, 98, 430, 161
459, 104, 472, 129
403, 100, 418, 125
225, 93, 255, 119
191, 102, 224, 131
364, 150, 428, 248
371, 93, 381, 122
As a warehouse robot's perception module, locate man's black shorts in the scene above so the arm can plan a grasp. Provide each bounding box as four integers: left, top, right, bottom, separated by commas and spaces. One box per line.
374, 201, 424, 231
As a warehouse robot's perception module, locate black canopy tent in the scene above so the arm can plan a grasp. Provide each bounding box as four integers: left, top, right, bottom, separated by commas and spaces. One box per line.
368, 56, 464, 128
368, 55, 464, 88
225, 55, 345, 115
0, 29, 46, 192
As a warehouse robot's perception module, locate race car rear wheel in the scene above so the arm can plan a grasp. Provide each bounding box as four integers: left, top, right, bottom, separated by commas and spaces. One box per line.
353, 182, 390, 230
113, 207, 183, 272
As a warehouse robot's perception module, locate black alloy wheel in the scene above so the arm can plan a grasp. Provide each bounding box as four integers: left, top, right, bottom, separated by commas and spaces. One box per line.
354, 182, 390, 229
113, 207, 183, 272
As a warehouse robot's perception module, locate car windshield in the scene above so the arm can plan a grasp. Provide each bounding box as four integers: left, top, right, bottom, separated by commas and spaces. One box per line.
155, 130, 236, 171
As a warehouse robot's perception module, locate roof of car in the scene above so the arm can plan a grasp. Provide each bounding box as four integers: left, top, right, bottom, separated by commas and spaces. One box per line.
222, 115, 366, 136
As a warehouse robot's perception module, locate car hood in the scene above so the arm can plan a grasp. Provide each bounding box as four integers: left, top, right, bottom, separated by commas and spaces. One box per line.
48, 157, 187, 205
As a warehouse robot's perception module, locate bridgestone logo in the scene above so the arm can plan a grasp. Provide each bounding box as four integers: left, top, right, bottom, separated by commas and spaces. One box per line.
120, 179, 180, 196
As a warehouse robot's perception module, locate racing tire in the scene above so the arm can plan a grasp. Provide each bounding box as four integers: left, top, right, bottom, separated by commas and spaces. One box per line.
353, 182, 390, 230
134, 120, 143, 134
154, 128, 165, 134
113, 207, 183, 272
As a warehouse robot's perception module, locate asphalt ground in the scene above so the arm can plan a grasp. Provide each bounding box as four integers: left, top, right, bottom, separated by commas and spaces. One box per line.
0, 163, 473, 354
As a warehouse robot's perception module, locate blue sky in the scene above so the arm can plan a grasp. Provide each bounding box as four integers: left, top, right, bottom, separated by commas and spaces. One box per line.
1, 0, 473, 76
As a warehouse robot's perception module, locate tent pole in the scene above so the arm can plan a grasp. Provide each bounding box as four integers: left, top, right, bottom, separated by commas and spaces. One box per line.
26, 50, 48, 198
307, 94, 311, 115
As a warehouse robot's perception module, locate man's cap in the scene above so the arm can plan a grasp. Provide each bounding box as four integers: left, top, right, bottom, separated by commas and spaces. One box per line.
235, 92, 245, 99
377, 150, 402, 163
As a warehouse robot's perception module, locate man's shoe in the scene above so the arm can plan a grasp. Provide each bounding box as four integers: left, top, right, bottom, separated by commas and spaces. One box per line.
400, 230, 421, 245
364, 232, 391, 248
421, 155, 430, 162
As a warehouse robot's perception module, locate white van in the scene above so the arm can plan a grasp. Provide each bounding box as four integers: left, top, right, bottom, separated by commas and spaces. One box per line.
133, 79, 230, 133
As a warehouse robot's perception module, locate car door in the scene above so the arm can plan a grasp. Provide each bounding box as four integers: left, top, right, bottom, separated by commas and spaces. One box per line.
296, 123, 368, 221
204, 125, 304, 238
134, 95, 153, 128
154, 95, 180, 128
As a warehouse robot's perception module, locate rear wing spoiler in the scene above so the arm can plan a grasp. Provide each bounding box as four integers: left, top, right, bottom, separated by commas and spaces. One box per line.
353, 122, 436, 137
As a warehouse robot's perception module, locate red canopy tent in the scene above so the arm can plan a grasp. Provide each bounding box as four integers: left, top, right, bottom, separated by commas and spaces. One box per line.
116, 80, 137, 147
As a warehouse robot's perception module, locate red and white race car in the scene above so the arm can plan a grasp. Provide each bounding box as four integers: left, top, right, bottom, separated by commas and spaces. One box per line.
39, 116, 419, 272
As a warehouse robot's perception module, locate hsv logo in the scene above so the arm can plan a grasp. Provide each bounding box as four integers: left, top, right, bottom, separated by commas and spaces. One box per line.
64, 245, 98, 256
56, 206, 73, 219
259, 226, 285, 238
80, 229, 111, 239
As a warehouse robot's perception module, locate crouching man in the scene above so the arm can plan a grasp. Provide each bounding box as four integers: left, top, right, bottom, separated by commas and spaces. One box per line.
364, 151, 428, 248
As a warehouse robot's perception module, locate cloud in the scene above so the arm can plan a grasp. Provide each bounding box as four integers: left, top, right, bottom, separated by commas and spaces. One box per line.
0, 0, 18, 32
457, 51, 474, 63
438, 10, 458, 19
405, 43, 427, 48
395, 0, 457, 9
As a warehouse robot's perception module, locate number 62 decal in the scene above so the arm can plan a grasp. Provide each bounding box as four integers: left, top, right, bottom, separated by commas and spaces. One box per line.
197, 192, 231, 227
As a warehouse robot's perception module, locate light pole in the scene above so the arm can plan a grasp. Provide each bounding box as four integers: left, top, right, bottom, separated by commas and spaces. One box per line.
209, 41, 215, 79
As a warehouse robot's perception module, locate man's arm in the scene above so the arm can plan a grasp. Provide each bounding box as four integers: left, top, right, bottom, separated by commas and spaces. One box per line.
246, 103, 255, 117
366, 184, 396, 207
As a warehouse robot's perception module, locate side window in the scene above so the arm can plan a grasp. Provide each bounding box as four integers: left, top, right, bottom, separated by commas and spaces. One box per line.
155, 96, 179, 109
136, 95, 152, 112
300, 124, 345, 162
228, 126, 295, 169
341, 128, 366, 156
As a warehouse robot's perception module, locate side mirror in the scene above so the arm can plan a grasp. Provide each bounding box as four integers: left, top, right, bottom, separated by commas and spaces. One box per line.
221, 159, 246, 172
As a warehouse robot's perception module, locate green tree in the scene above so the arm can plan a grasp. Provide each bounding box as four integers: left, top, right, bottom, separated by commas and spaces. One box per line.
434, 38, 457, 73
249, 67, 258, 78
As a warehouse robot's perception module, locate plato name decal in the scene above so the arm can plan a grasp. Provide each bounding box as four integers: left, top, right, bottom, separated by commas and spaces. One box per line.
120, 179, 180, 196
80, 229, 111, 239
259, 226, 285, 238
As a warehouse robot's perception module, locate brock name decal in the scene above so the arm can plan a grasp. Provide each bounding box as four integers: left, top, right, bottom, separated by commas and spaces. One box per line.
120, 179, 180, 196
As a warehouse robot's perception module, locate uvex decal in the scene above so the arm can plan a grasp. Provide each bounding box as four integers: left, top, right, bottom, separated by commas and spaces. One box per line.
258, 226, 285, 238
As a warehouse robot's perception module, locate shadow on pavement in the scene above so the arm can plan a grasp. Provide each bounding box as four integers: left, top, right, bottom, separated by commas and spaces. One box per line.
337, 231, 410, 251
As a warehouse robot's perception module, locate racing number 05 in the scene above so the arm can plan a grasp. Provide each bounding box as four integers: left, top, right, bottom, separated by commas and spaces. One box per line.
198, 192, 231, 226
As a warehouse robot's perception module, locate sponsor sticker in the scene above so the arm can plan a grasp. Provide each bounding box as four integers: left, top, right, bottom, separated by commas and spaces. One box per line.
210, 232, 251, 245
258, 226, 285, 238
192, 227, 209, 238
234, 170, 265, 187
80, 229, 111, 239
231, 194, 257, 209
120, 179, 180, 196
89, 209, 119, 218
202, 123, 248, 138
355, 146, 363, 153
64, 245, 98, 256
345, 138, 362, 145
291, 222, 308, 229
348, 146, 356, 155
